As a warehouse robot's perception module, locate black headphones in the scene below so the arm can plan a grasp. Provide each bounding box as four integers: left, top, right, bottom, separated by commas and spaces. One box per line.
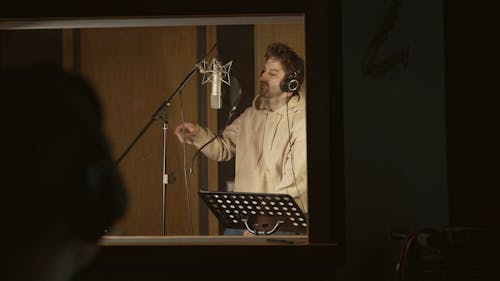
280, 71, 300, 93
46, 70, 127, 241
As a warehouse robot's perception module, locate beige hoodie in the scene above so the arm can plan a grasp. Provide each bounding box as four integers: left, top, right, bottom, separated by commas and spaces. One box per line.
191, 93, 308, 212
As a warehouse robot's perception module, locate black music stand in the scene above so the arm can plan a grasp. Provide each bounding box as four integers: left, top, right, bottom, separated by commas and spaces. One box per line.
199, 190, 308, 235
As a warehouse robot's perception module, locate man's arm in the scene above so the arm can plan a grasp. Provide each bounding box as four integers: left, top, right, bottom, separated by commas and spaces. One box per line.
174, 115, 242, 162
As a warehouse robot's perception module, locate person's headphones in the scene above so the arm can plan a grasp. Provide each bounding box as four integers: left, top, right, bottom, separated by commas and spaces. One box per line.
45, 70, 127, 241
280, 71, 300, 93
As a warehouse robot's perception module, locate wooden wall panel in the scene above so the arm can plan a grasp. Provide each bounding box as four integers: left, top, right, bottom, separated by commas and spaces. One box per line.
78, 26, 201, 235
205, 25, 220, 236
60, 24, 304, 236
254, 24, 306, 96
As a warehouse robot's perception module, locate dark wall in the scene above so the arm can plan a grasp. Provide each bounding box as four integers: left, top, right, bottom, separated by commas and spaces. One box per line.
444, 1, 500, 226
337, 0, 500, 280
337, 0, 448, 280
0, 29, 61, 68
216, 25, 255, 193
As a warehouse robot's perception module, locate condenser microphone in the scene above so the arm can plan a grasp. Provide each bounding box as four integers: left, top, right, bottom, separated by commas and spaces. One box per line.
210, 62, 223, 109
201, 58, 232, 109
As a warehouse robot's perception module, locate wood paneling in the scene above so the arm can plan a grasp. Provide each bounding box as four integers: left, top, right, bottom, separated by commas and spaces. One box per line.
76, 26, 201, 235
59, 24, 306, 236
205, 25, 220, 235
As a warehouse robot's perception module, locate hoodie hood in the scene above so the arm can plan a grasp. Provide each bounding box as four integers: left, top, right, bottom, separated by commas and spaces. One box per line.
252, 92, 306, 114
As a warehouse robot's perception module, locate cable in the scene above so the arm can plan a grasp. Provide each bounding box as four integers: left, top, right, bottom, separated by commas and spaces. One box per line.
189, 134, 218, 177
188, 93, 241, 179
178, 90, 194, 235
396, 231, 419, 281
285, 96, 306, 213
396, 228, 437, 281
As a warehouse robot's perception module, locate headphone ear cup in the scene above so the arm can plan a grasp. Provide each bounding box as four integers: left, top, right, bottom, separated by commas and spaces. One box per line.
68, 158, 127, 241
9, 68, 127, 242
287, 78, 299, 92
281, 72, 300, 93
97, 161, 127, 233
41, 70, 127, 241
67, 163, 103, 241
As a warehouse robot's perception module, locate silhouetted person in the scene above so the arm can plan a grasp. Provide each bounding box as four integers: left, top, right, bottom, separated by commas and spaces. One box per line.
1, 67, 127, 281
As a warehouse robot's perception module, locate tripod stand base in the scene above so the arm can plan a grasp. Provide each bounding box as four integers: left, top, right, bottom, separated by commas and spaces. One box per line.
241, 218, 284, 236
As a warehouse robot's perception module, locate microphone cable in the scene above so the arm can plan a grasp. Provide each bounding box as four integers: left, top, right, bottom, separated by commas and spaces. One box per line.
188, 92, 242, 181
178, 90, 194, 235
162, 44, 218, 235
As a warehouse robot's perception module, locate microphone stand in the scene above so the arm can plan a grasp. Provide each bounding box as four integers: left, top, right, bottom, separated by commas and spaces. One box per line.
115, 61, 203, 236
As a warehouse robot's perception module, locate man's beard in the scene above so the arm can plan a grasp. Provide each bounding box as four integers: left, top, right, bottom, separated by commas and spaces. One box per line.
259, 83, 281, 98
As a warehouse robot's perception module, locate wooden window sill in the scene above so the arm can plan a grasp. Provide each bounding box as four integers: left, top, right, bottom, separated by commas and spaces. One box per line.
96, 236, 338, 265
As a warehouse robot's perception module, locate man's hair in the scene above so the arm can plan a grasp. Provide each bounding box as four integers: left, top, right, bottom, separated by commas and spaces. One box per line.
264, 42, 305, 93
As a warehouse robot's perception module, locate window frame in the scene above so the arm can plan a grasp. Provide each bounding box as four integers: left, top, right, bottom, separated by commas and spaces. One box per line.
1, 0, 344, 265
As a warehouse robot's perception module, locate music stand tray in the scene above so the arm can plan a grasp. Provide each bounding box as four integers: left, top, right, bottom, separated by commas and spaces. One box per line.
199, 190, 308, 235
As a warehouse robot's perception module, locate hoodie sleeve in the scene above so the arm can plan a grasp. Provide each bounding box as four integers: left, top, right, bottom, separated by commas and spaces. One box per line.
190, 112, 242, 161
